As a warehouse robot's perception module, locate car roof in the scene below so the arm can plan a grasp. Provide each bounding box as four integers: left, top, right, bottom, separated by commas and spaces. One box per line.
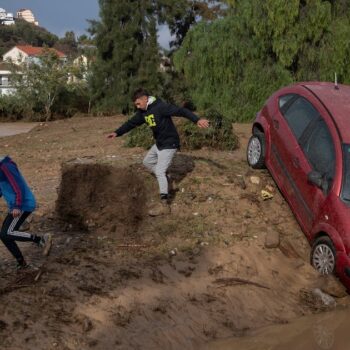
298, 82, 350, 143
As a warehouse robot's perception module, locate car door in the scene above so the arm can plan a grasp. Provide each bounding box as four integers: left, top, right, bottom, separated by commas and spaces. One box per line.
270, 94, 319, 226
294, 117, 336, 234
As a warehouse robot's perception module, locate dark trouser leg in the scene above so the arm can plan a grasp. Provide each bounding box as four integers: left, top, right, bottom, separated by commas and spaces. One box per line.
0, 211, 37, 263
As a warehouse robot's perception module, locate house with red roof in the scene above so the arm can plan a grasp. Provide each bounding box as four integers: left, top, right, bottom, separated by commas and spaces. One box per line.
3, 45, 66, 65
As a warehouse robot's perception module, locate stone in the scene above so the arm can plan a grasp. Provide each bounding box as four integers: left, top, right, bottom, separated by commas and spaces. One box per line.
265, 230, 280, 248
315, 275, 348, 298
261, 190, 274, 200
250, 176, 260, 185
312, 288, 337, 307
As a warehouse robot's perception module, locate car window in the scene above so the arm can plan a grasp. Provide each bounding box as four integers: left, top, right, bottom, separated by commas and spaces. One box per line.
341, 144, 350, 202
281, 96, 319, 140
279, 94, 296, 109
302, 118, 335, 184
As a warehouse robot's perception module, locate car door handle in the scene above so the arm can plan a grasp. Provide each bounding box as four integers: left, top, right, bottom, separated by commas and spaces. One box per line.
292, 156, 300, 168
273, 119, 279, 129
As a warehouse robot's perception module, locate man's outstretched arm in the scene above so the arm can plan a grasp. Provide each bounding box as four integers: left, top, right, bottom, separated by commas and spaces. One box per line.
107, 112, 145, 138
161, 103, 209, 128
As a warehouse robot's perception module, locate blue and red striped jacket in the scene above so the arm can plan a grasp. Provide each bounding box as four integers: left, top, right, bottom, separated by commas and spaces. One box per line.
0, 156, 36, 212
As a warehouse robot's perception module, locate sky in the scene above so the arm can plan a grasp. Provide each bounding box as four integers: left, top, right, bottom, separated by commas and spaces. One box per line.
0, 0, 172, 47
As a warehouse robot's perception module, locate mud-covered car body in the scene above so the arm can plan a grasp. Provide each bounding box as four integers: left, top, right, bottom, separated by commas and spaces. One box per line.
247, 82, 350, 290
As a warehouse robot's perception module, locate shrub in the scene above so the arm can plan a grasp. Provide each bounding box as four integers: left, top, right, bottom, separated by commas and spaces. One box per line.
125, 108, 238, 151
0, 95, 33, 121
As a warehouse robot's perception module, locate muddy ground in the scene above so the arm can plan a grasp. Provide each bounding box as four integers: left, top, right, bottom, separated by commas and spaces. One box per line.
0, 116, 349, 350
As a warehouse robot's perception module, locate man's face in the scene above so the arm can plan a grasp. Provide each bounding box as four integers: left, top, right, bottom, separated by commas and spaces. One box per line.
134, 96, 148, 110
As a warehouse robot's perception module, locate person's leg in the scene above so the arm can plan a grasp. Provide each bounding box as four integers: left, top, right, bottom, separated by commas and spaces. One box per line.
143, 144, 158, 174
154, 148, 177, 199
0, 212, 37, 265
0, 211, 52, 265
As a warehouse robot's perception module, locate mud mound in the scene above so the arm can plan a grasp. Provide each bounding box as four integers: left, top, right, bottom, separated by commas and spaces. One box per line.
56, 162, 146, 234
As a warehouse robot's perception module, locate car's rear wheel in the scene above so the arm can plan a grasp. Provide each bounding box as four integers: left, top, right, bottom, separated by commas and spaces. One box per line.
247, 131, 265, 169
311, 236, 336, 275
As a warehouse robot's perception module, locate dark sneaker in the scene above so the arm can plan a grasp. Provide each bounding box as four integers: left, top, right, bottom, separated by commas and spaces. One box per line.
148, 201, 171, 217
16, 260, 29, 270
40, 233, 53, 256
16, 262, 38, 271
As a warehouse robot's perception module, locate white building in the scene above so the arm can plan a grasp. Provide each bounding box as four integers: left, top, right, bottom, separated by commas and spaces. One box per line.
0, 63, 16, 96
3, 45, 66, 65
0, 8, 15, 26
16, 9, 38, 26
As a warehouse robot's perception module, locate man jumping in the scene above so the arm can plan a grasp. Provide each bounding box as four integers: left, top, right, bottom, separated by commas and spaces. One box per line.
107, 88, 209, 216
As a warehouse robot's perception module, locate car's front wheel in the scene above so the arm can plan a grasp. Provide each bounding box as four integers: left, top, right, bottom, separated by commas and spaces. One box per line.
247, 132, 266, 169
311, 236, 336, 275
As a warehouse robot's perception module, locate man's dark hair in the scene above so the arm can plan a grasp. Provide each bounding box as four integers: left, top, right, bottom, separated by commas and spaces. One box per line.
132, 88, 149, 102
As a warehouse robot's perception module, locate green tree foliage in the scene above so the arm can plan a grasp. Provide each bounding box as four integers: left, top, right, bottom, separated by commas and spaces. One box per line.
3, 50, 90, 121
55, 31, 78, 58
89, 0, 162, 115
174, 0, 350, 121
157, 0, 226, 48
0, 19, 58, 56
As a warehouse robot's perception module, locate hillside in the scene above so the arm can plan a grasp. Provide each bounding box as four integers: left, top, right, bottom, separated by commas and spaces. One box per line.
0, 19, 58, 56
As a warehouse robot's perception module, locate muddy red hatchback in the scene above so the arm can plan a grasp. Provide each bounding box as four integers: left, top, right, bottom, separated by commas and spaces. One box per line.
247, 82, 350, 290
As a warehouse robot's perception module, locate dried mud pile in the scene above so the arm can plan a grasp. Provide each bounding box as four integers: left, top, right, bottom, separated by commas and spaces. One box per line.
56, 162, 146, 235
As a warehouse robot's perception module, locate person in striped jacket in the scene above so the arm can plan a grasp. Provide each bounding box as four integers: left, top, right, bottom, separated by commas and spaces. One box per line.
0, 156, 52, 269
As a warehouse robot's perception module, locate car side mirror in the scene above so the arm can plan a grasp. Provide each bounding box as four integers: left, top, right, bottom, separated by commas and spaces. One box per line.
307, 171, 329, 193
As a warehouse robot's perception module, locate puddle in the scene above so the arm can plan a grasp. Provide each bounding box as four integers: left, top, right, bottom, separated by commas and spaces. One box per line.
0, 122, 38, 137
203, 308, 350, 350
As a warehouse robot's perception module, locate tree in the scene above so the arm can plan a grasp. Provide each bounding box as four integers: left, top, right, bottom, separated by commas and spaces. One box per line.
55, 31, 78, 57
89, 0, 162, 114
174, 0, 350, 121
11, 50, 73, 120
156, 0, 226, 48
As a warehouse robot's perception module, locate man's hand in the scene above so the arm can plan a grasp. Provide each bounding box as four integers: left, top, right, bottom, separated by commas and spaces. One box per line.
107, 132, 117, 139
197, 119, 209, 128
12, 208, 21, 217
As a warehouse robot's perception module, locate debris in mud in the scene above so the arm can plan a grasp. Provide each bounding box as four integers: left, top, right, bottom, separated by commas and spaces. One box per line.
213, 277, 270, 290
249, 176, 260, 185
55, 162, 146, 234
314, 275, 348, 298
261, 189, 274, 200
265, 229, 280, 248
300, 288, 336, 311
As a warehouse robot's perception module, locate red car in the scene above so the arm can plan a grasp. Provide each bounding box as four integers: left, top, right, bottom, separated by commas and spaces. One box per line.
247, 82, 350, 290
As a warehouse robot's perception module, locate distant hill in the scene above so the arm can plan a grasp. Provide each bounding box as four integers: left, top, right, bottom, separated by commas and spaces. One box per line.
0, 19, 58, 57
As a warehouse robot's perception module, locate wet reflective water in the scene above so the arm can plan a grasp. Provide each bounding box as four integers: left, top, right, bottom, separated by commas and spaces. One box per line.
0, 122, 38, 137
204, 309, 350, 350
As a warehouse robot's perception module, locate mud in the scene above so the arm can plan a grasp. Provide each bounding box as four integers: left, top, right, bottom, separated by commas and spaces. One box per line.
0, 116, 349, 350
56, 162, 146, 234
205, 308, 350, 350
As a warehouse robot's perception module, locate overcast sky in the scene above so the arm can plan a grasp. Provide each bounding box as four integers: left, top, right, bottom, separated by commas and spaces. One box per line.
0, 0, 171, 47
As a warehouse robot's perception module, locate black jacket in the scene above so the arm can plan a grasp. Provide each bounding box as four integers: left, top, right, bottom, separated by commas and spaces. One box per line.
115, 98, 199, 150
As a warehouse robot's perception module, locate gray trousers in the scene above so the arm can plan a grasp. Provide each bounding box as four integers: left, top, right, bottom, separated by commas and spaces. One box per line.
143, 144, 177, 195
